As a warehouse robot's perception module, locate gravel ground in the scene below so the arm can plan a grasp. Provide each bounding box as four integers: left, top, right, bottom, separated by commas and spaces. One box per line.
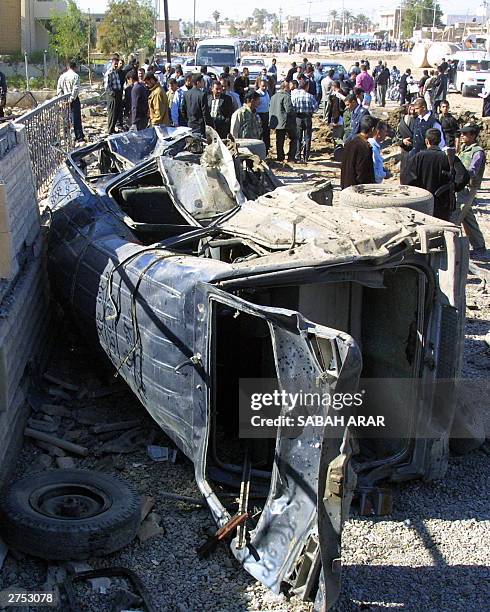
0, 89, 489, 611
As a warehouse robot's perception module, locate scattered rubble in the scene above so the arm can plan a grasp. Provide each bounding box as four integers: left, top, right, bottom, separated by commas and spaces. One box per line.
55, 456, 76, 469
147, 446, 177, 463
137, 512, 165, 543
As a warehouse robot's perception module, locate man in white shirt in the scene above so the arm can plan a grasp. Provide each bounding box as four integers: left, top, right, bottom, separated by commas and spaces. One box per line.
57, 60, 85, 143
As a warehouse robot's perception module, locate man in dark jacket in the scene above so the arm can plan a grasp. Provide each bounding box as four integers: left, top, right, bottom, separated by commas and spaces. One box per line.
0, 70, 7, 118
181, 73, 212, 136
439, 100, 459, 148
432, 65, 448, 114
233, 68, 250, 103
344, 93, 369, 143
399, 68, 412, 106
127, 70, 149, 131
207, 81, 233, 138
375, 64, 390, 107
269, 81, 297, 162
410, 97, 445, 158
341, 115, 378, 189
402, 128, 451, 219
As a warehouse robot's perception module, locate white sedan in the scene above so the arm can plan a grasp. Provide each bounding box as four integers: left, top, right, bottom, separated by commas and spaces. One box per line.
240, 57, 268, 80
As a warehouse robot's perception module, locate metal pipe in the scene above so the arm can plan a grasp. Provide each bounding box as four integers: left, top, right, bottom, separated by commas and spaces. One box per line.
24, 51, 29, 91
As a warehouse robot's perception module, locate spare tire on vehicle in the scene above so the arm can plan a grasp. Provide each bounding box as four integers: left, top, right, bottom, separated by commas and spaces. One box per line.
336, 184, 434, 215
0, 470, 141, 560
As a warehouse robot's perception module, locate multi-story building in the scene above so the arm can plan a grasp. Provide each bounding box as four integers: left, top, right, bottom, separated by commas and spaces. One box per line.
377, 8, 401, 40
0, 0, 67, 55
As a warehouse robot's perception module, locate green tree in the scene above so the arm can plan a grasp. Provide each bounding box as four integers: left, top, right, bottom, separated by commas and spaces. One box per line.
355, 14, 371, 33
229, 24, 238, 37
49, 0, 88, 62
98, 0, 155, 56
401, 0, 442, 38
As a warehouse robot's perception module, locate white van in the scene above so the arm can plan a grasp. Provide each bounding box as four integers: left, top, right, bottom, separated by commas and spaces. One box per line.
194, 38, 241, 73
454, 53, 490, 96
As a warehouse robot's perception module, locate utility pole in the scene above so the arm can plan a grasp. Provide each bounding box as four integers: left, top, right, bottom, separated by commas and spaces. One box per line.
87, 9, 92, 86
193, 0, 196, 40
163, 0, 171, 63
431, 4, 437, 41
279, 7, 282, 39
397, 1, 402, 47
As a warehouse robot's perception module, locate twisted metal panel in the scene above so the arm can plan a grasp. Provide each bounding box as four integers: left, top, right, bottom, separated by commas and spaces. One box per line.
14, 94, 72, 195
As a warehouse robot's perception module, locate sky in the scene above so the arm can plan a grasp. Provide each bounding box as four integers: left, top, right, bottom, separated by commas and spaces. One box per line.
76, 0, 487, 24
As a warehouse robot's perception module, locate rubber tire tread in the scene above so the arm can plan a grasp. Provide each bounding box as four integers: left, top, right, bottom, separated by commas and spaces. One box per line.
337, 184, 434, 215
0, 470, 141, 560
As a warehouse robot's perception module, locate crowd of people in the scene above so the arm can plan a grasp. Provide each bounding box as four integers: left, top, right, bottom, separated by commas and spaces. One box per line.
323, 39, 413, 53
334, 55, 487, 259
51, 52, 488, 261
159, 36, 414, 56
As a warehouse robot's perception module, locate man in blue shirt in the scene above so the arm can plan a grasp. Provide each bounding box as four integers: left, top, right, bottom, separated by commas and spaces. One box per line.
256, 79, 271, 152
368, 121, 391, 183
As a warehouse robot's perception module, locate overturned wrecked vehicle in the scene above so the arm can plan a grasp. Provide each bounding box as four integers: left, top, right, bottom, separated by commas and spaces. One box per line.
46, 127, 468, 609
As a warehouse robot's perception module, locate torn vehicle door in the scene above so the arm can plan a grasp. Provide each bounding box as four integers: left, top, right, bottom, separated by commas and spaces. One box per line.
191, 283, 362, 610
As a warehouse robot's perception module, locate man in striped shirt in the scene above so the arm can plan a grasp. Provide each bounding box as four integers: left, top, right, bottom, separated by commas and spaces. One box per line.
291, 74, 318, 163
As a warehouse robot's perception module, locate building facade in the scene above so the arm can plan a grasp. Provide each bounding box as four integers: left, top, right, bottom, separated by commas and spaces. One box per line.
0, 0, 67, 55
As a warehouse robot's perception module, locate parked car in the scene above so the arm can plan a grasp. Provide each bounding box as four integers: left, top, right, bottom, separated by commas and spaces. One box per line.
319, 61, 347, 80
454, 55, 490, 96
240, 56, 267, 81
46, 126, 468, 611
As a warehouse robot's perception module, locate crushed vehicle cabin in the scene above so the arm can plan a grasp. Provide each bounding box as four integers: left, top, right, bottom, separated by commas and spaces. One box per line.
45, 126, 468, 610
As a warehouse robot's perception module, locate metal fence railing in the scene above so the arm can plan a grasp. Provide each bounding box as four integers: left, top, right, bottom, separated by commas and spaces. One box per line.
14, 94, 72, 195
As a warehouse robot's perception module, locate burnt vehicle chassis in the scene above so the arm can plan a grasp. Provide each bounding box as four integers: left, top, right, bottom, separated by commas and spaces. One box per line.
46, 127, 468, 610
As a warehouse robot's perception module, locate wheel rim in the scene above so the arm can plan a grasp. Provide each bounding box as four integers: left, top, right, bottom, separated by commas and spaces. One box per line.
29, 484, 111, 520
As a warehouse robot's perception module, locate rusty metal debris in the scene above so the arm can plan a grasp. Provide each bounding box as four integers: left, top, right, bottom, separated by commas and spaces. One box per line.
356, 486, 394, 517
197, 512, 249, 559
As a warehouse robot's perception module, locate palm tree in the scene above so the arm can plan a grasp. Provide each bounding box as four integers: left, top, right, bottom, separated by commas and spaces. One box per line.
356, 14, 370, 33
212, 10, 220, 35
341, 10, 353, 35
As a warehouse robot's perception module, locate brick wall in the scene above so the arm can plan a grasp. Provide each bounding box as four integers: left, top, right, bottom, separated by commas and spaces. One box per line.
0, 0, 21, 54
0, 122, 49, 482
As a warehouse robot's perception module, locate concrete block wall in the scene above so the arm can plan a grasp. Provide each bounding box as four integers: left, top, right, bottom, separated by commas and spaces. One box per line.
0, 125, 41, 281
0, 121, 49, 480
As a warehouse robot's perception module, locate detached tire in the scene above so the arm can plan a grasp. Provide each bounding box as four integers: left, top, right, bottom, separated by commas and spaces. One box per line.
337, 184, 434, 215
0, 470, 141, 560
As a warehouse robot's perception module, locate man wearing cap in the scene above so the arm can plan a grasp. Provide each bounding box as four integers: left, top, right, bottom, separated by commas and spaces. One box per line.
454, 125, 487, 258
